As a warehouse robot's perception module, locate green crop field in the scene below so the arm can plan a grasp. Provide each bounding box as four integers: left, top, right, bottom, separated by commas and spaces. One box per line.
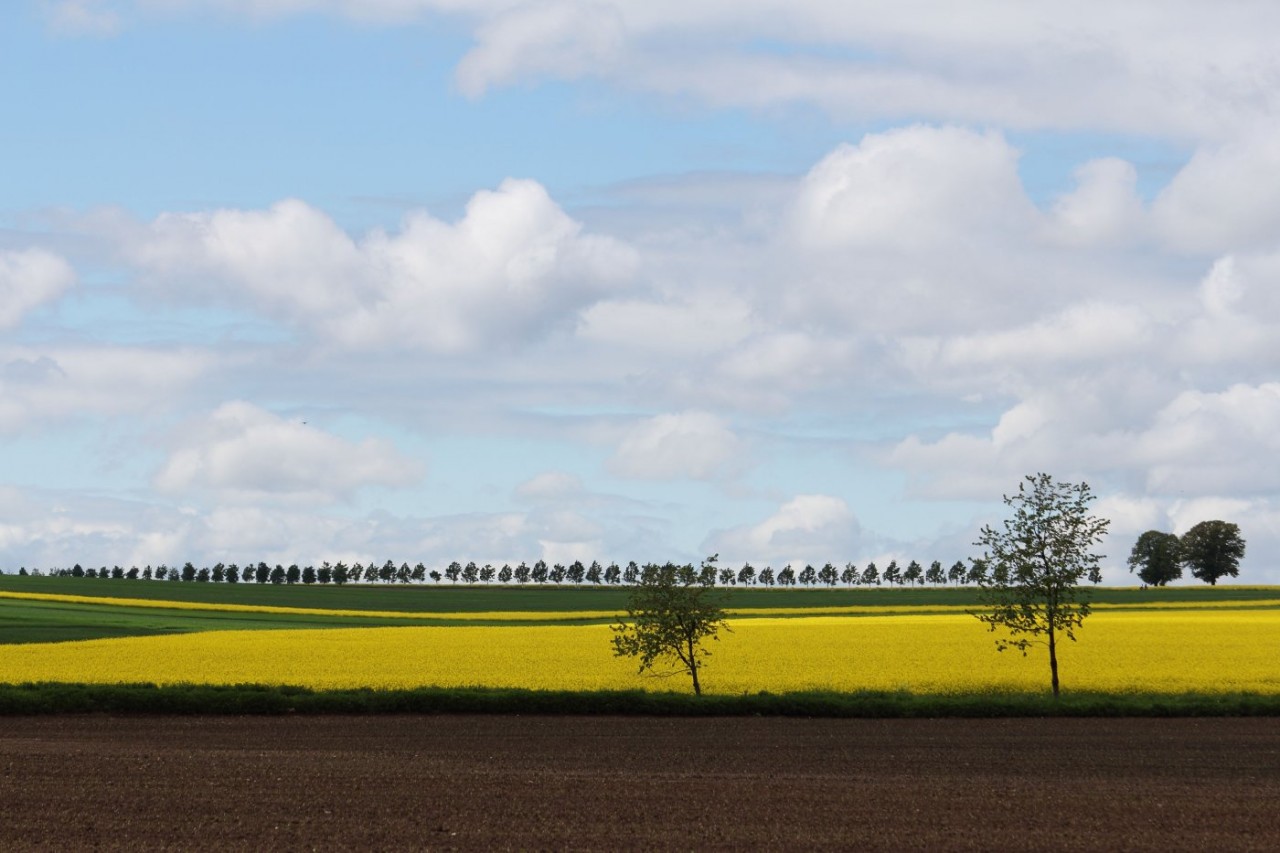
0, 597, 500, 645
2, 574, 1278, 646
0, 575, 633, 612
5, 574, 1277, 610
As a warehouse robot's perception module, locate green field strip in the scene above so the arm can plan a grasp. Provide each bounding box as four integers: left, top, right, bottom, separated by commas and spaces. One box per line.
0, 597, 623, 645
0, 576, 635, 612
4, 575, 1277, 612
6, 591, 1279, 646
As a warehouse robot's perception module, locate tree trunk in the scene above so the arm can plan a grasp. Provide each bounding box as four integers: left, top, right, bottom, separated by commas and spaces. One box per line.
688, 637, 701, 696
1047, 625, 1060, 698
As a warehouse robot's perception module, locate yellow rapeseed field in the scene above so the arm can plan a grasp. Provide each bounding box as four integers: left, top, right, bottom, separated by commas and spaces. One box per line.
1, 609, 1276, 694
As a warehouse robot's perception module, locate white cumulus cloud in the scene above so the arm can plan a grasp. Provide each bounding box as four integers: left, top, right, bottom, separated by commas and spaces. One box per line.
790, 125, 1033, 251
1046, 158, 1145, 247
154, 401, 422, 503
0, 248, 76, 330
126, 180, 637, 353
1139, 383, 1280, 496
608, 411, 745, 481
1153, 132, 1280, 253
705, 494, 862, 567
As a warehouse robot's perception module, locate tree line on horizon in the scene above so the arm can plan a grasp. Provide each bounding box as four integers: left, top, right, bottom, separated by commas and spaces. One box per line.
9, 557, 980, 587
2, 519, 1247, 589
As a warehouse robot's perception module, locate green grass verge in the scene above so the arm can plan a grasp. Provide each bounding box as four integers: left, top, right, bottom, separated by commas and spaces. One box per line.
1, 683, 1277, 717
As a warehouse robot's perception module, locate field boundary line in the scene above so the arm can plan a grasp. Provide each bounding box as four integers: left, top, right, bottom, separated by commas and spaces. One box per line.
0, 591, 618, 622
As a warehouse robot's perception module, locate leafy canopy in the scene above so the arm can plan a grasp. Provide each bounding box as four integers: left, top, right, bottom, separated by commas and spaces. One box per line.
1127, 530, 1182, 586
1180, 520, 1246, 586
972, 473, 1109, 696
610, 556, 730, 696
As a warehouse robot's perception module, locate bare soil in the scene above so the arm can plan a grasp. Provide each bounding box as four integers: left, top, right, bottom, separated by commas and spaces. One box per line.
1, 715, 1278, 851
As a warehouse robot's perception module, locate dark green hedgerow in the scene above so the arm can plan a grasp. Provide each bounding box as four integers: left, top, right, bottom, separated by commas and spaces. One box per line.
1, 683, 1278, 717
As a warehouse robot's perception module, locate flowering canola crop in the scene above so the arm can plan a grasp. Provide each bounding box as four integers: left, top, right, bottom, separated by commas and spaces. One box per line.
1, 609, 1276, 694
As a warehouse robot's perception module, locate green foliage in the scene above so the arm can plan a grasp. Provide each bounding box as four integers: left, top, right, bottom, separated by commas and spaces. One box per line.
1180, 520, 1246, 586
817, 563, 838, 586
1, 682, 1278, 718
973, 473, 1110, 697
611, 557, 730, 696
1127, 530, 1183, 586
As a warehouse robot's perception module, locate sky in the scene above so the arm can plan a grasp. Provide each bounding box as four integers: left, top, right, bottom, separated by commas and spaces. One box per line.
3, 1, 1279, 583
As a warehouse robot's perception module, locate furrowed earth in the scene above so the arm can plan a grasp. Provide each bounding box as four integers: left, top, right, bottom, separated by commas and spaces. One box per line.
2, 715, 1277, 850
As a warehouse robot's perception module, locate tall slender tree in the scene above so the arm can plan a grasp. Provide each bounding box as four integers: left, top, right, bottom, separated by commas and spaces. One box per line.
972, 473, 1109, 697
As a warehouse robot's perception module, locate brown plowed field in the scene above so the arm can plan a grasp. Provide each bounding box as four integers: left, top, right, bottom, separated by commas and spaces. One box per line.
1, 715, 1277, 850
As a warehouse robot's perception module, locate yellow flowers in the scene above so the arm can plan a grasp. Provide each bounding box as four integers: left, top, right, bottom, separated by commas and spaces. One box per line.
0, 625, 636, 691
1, 609, 1276, 694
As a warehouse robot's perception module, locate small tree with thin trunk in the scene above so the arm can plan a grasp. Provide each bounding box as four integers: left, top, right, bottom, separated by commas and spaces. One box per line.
972, 473, 1109, 698
610, 556, 730, 696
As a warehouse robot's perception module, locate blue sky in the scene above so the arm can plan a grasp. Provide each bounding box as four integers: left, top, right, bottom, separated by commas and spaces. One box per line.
4, 1, 1280, 582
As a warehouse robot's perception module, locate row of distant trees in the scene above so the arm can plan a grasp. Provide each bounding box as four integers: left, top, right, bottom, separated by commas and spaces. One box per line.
10, 558, 985, 587
6, 520, 1244, 588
